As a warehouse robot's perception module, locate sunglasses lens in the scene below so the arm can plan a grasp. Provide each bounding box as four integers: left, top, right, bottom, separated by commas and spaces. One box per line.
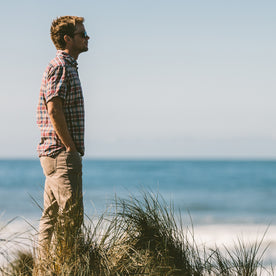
73, 31, 88, 38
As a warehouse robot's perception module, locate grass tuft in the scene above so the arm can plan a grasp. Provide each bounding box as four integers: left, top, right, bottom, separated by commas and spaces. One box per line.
3, 251, 33, 276
0, 191, 274, 275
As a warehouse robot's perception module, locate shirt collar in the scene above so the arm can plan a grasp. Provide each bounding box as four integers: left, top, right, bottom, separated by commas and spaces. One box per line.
56, 50, 78, 68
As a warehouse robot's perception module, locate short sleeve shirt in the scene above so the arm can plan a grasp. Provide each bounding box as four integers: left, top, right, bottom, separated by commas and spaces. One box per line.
36, 50, 85, 157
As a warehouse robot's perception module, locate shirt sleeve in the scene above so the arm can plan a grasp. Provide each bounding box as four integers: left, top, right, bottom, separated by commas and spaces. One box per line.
45, 65, 67, 103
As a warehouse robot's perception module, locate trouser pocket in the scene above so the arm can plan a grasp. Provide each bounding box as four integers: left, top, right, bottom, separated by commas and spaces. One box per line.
40, 156, 56, 176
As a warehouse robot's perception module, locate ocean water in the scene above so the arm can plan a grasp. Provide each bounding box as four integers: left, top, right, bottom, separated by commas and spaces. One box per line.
1, 159, 276, 267
0, 159, 276, 225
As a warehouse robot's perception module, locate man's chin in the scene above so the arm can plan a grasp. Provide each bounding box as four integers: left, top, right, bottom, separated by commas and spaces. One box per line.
79, 47, 88, 54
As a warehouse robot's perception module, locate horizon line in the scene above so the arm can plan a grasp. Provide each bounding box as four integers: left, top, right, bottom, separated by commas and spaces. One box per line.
1, 156, 276, 161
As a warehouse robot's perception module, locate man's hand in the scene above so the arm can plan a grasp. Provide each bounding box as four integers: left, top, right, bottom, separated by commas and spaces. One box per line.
47, 97, 77, 152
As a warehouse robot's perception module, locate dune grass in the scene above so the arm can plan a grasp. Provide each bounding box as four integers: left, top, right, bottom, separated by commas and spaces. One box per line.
0, 191, 274, 275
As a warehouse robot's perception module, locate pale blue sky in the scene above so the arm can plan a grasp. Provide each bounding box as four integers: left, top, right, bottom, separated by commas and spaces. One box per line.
0, 0, 275, 158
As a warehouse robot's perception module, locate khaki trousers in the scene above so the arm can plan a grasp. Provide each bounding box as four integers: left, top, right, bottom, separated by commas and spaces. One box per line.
38, 151, 83, 252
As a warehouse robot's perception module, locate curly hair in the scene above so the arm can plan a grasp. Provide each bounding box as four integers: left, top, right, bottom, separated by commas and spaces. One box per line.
50, 16, 84, 50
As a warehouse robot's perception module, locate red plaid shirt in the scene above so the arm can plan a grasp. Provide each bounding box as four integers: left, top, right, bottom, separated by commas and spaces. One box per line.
37, 51, 85, 157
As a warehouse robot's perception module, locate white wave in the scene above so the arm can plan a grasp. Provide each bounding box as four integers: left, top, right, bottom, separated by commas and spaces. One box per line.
192, 224, 276, 273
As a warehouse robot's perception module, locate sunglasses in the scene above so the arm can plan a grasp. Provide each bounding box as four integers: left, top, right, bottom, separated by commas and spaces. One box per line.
73, 30, 89, 39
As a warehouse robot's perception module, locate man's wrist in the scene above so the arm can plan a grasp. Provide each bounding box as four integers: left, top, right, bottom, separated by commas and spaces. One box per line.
65, 146, 77, 152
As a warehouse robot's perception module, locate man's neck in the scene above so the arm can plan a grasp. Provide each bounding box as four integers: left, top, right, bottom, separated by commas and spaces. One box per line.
63, 49, 79, 60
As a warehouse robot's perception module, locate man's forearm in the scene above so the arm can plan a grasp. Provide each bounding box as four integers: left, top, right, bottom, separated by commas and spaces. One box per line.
47, 98, 76, 152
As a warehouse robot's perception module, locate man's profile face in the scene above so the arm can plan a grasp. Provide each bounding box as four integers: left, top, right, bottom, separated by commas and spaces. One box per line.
71, 23, 90, 54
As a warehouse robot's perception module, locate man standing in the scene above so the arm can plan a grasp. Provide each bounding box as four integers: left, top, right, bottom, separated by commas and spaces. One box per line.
36, 16, 89, 255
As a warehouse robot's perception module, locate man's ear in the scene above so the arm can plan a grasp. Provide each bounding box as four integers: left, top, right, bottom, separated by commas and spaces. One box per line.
64, 34, 72, 44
